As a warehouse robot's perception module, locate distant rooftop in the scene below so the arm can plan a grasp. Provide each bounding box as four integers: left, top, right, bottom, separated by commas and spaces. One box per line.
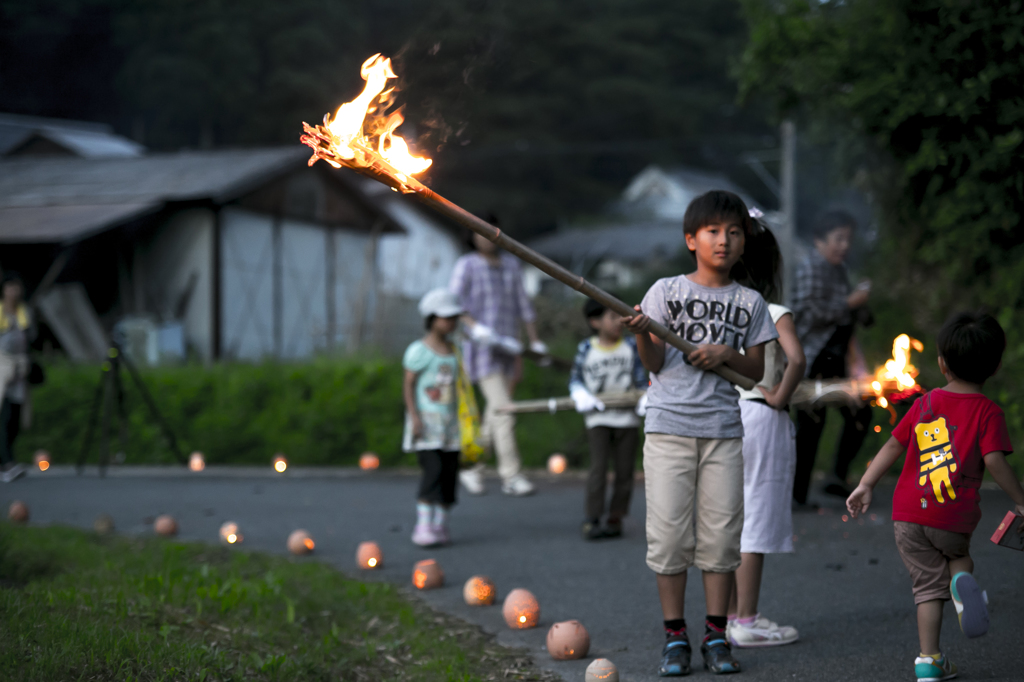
529, 220, 685, 265
0, 112, 145, 159
616, 164, 760, 221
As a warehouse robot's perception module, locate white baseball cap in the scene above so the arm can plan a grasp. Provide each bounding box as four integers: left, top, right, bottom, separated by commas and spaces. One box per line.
418, 288, 463, 318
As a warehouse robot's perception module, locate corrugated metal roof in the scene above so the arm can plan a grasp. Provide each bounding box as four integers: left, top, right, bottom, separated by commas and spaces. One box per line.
0, 112, 144, 158
529, 221, 685, 264
0, 147, 310, 244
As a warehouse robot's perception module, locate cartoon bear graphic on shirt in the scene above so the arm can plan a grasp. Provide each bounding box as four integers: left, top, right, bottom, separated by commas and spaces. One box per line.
915, 417, 958, 504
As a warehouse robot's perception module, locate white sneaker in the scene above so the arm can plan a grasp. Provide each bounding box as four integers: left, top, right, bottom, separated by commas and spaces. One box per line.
727, 615, 799, 648
459, 464, 486, 495
501, 474, 535, 497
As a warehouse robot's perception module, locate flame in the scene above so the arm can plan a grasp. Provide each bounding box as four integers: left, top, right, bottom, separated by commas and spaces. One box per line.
359, 453, 380, 470
547, 454, 567, 475
311, 54, 431, 178
274, 457, 287, 473
38, 460, 50, 471
227, 534, 237, 543
304, 537, 315, 550
413, 570, 427, 589
367, 557, 377, 568
519, 615, 526, 623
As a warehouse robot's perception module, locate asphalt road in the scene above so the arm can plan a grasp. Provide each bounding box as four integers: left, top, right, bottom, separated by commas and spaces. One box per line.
3, 466, 1023, 681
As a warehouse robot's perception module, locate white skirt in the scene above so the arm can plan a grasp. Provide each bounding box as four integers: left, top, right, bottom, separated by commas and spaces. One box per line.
739, 400, 796, 554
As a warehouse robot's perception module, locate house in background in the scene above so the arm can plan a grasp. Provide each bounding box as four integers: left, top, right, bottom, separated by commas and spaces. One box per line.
0, 116, 464, 363
528, 164, 776, 292
0, 112, 145, 159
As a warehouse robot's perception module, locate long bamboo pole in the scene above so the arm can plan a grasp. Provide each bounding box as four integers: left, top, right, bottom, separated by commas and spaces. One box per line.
408, 183, 757, 390
300, 126, 756, 389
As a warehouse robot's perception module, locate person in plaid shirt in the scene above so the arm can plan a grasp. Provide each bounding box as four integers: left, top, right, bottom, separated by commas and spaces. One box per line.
449, 215, 547, 497
791, 210, 873, 507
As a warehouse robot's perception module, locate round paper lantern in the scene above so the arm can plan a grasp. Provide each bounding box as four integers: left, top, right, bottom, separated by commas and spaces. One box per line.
359, 452, 380, 470
356, 541, 383, 569
463, 576, 496, 606
34, 449, 51, 471
547, 620, 590, 660
94, 514, 115, 535
219, 521, 242, 545
502, 588, 540, 629
272, 454, 288, 473
287, 529, 315, 555
189, 451, 205, 472
547, 453, 567, 475
154, 514, 178, 536
412, 559, 444, 590
585, 658, 619, 682
8, 500, 29, 524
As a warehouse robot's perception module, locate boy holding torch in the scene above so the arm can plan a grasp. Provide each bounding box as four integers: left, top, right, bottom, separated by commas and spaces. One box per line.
625, 191, 778, 676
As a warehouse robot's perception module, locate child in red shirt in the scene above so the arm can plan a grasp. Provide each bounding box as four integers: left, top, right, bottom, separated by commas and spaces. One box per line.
847, 312, 1024, 682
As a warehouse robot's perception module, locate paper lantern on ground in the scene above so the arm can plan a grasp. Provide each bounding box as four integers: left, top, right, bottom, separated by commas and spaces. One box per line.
189, 451, 205, 472
547, 453, 567, 475
34, 449, 51, 471
502, 588, 540, 629
8, 501, 29, 524
585, 659, 619, 682
94, 514, 115, 535
463, 576, 496, 606
412, 559, 444, 590
547, 620, 590, 660
154, 515, 178, 536
359, 452, 380, 470
220, 521, 242, 545
356, 541, 383, 569
287, 529, 315, 555
273, 454, 288, 473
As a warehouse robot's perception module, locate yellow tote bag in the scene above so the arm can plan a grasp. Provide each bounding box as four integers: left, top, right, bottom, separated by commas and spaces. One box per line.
454, 347, 484, 464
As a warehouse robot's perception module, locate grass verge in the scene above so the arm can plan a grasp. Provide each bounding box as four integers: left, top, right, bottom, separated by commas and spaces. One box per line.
0, 523, 556, 682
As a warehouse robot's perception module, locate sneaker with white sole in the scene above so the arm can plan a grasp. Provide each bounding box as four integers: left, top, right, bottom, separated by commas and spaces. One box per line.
459, 464, 486, 495
915, 653, 957, 681
727, 615, 799, 648
411, 521, 441, 547
501, 473, 535, 496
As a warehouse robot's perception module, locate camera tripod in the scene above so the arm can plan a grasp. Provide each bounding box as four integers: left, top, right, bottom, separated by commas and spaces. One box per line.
76, 339, 186, 475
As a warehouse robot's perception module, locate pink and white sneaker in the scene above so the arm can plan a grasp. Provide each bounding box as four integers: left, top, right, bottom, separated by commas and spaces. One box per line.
432, 522, 450, 545
411, 521, 441, 547
727, 615, 799, 647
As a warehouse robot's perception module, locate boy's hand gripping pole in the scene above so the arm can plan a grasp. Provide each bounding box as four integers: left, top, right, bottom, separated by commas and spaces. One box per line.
406, 181, 757, 391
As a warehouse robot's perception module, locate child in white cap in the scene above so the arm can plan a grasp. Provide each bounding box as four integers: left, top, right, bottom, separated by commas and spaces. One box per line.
404, 288, 465, 546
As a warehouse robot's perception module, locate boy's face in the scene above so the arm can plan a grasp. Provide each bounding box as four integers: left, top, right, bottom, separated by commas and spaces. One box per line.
814, 226, 852, 265
684, 221, 745, 272
433, 315, 460, 335
589, 308, 624, 341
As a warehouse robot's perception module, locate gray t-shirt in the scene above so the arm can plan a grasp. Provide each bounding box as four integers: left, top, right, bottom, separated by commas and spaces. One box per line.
641, 276, 778, 439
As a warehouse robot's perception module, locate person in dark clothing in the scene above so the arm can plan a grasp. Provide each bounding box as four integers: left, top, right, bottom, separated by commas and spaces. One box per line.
0, 272, 33, 483
791, 211, 873, 505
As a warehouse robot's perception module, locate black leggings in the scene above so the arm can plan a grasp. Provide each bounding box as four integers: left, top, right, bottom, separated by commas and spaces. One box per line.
585, 426, 639, 521
0, 399, 21, 466
417, 450, 460, 506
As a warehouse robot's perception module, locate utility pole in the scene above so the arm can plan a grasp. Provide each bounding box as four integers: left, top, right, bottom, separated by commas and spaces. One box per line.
780, 119, 797, 305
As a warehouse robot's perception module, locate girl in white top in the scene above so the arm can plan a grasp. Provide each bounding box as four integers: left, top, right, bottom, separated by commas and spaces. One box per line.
727, 221, 807, 648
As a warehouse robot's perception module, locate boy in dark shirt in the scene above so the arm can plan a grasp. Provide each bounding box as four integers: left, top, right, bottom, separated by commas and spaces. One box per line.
847, 312, 1024, 682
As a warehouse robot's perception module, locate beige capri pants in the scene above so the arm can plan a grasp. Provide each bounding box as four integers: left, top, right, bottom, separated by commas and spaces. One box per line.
644, 433, 745, 575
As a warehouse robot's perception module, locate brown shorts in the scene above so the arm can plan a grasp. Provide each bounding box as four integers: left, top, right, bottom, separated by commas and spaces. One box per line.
893, 521, 971, 604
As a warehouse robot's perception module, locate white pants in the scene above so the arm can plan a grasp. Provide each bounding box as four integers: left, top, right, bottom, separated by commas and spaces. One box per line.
478, 372, 521, 481
739, 401, 796, 554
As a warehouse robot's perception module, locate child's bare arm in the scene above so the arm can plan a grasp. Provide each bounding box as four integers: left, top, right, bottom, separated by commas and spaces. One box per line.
983, 451, 1024, 515
758, 313, 806, 408
690, 343, 765, 382
403, 369, 423, 436
847, 437, 904, 517
624, 305, 665, 373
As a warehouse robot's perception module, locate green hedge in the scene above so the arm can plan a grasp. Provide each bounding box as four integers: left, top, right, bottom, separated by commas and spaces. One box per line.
15, 358, 586, 469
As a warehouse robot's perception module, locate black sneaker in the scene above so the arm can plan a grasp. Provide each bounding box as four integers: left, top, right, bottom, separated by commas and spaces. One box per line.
701, 637, 740, 674
581, 519, 603, 541
659, 639, 691, 676
602, 518, 623, 538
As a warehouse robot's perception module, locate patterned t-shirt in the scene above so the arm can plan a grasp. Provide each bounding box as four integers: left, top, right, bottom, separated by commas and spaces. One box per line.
401, 340, 460, 452
640, 276, 777, 439
569, 335, 647, 429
